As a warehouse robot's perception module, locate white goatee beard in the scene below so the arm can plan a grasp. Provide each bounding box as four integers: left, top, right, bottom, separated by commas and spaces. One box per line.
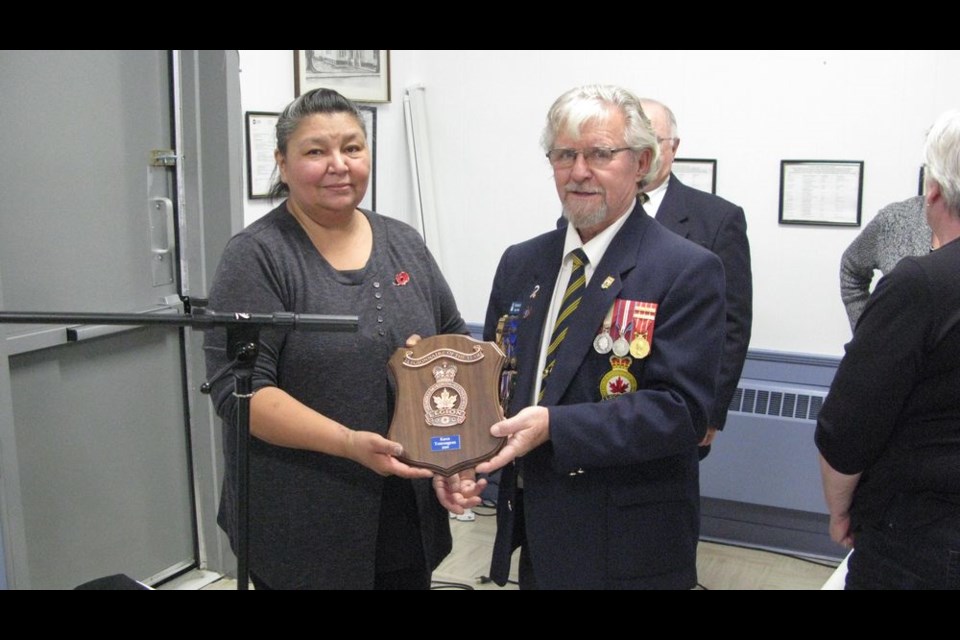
562, 202, 608, 230
562, 181, 610, 229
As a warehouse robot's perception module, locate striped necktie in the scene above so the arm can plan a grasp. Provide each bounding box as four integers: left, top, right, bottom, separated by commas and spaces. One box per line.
538, 248, 589, 404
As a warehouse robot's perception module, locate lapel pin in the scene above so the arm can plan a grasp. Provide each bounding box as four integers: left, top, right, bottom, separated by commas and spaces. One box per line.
601, 276, 614, 290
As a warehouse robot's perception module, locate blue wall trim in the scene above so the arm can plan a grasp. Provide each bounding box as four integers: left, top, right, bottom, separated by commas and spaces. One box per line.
746, 348, 840, 368
741, 348, 840, 389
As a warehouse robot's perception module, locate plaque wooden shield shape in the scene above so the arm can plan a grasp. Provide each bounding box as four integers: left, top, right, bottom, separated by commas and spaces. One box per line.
387, 334, 506, 476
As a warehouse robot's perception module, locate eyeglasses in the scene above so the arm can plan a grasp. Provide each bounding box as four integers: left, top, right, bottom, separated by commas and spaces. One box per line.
657, 136, 676, 145
546, 147, 634, 169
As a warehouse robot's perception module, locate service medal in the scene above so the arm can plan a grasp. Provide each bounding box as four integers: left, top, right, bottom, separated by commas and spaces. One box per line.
611, 301, 635, 358
630, 333, 650, 359
593, 332, 613, 354
612, 336, 630, 357
595, 303, 616, 354
631, 302, 659, 359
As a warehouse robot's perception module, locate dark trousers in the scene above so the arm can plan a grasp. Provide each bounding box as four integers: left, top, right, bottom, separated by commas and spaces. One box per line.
513, 489, 538, 590
846, 509, 960, 590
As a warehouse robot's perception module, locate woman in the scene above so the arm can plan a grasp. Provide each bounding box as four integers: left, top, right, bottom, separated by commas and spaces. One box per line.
205, 89, 477, 589
816, 109, 960, 589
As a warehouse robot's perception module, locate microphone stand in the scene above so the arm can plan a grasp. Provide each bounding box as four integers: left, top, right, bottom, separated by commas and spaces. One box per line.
0, 301, 358, 590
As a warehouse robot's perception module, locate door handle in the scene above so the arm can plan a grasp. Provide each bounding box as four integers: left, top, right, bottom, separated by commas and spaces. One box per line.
151, 197, 175, 255
150, 197, 175, 286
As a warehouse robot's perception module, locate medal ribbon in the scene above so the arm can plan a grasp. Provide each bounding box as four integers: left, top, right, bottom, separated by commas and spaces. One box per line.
632, 302, 658, 345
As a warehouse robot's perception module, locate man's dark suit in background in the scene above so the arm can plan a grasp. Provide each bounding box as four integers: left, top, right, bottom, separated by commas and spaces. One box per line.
655, 175, 752, 432
640, 98, 752, 456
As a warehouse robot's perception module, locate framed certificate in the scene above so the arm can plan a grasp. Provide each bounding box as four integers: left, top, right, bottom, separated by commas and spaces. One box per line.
245, 112, 280, 200
673, 158, 717, 194
779, 160, 863, 227
358, 105, 377, 212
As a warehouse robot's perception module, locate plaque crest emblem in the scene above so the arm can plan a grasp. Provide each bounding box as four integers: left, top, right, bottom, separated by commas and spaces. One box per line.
423, 361, 468, 427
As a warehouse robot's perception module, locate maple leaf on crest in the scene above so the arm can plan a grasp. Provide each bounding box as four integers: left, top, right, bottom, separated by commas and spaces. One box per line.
433, 388, 458, 409
608, 377, 629, 394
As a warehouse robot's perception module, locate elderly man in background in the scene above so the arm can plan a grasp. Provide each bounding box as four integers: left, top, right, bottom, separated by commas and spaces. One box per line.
477, 85, 725, 589
639, 98, 752, 457
816, 109, 960, 589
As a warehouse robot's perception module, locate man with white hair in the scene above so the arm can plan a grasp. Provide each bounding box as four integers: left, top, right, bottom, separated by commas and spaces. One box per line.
478, 85, 724, 589
816, 110, 960, 589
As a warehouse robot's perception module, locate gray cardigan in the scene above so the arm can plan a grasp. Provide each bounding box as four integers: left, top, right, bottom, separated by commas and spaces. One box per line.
840, 196, 931, 330
204, 203, 464, 588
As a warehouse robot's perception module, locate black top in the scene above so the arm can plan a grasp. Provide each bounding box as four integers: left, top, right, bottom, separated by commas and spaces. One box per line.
816, 236, 960, 528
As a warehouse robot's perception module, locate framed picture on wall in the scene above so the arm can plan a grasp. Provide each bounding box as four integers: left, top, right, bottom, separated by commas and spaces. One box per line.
294, 51, 390, 103
672, 158, 717, 194
246, 111, 280, 200
779, 160, 863, 227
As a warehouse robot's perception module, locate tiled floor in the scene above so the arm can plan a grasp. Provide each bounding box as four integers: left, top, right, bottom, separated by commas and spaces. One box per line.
185, 505, 840, 590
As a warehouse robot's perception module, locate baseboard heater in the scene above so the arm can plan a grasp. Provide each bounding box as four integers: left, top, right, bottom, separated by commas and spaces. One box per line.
728, 382, 825, 423
701, 365, 846, 561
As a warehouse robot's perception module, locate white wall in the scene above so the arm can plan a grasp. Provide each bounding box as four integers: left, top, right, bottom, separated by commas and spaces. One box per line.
238, 50, 960, 357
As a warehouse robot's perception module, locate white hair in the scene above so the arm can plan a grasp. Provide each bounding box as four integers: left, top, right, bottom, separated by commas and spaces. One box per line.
541, 85, 660, 180
924, 109, 960, 216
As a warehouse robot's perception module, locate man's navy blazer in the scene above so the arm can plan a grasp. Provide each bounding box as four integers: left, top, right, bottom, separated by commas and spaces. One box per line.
484, 203, 725, 589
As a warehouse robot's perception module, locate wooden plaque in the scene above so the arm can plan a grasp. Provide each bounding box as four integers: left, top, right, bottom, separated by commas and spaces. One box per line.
387, 334, 506, 476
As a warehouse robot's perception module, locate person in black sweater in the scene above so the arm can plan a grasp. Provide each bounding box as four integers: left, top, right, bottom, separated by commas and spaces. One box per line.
816, 109, 960, 589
